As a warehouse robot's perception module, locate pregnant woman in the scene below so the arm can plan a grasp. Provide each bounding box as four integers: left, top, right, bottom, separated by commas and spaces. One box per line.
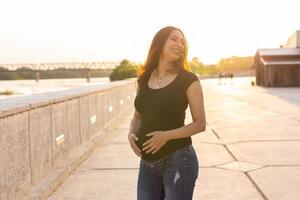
128, 26, 206, 200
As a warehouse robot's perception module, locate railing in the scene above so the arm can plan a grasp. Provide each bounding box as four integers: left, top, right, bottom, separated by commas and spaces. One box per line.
0, 79, 136, 200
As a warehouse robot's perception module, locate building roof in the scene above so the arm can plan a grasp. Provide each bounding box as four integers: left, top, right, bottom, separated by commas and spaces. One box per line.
255, 48, 300, 66
257, 48, 300, 57
261, 60, 300, 66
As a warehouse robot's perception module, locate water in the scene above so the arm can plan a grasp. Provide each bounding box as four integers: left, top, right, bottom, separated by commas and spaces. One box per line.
0, 77, 110, 100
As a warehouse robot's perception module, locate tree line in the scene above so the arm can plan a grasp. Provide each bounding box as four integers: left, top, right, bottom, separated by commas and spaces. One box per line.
0, 67, 112, 80
0, 56, 254, 81
189, 56, 254, 76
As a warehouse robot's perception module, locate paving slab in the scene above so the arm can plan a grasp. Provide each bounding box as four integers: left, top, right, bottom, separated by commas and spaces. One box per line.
100, 128, 130, 145
212, 126, 300, 144
80, 143, 140, 169
193, 168, 264, 200
48, 170, 138, 200
249, 166, 300, 200
193, 143, 235, 167
216, 161, 265, 172
227, 141, 300, 165
192, 128, 222, 144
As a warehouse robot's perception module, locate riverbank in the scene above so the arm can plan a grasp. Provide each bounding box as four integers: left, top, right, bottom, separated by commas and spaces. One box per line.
0, 77, 110, 100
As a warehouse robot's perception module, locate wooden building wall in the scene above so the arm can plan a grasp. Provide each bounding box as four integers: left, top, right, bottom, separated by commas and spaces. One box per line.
256, 64, 300, 87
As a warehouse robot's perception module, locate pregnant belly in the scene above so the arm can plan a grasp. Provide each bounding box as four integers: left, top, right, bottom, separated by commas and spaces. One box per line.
136, 131, 152, 150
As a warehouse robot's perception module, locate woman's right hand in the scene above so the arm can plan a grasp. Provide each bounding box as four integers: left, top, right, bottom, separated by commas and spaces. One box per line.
128, 133, 142, 157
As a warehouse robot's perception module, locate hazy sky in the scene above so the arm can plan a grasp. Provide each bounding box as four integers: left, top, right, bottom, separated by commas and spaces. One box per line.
0, 0, 299, 64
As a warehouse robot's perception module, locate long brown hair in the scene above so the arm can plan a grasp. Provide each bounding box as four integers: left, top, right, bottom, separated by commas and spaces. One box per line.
137, 26, 190, 88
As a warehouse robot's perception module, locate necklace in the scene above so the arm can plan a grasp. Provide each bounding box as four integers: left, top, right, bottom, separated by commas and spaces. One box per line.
154, 69, 167, 88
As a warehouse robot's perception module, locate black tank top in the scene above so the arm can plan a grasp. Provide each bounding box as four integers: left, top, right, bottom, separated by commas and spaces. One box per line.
134, 68, 199, 161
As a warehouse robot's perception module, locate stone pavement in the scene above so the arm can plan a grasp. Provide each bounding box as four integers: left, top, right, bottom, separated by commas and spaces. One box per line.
47, 77, 300, 200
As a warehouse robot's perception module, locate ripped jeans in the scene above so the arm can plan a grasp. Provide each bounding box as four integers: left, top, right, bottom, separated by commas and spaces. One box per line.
137, 145, 199, 200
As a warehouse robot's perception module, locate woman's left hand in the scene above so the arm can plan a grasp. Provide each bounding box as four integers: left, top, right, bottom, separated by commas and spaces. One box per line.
142, 131, 169, 154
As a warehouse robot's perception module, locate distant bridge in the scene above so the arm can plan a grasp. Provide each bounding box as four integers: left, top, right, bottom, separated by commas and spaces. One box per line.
0, 61, 123, 71
0, 61, 141, 82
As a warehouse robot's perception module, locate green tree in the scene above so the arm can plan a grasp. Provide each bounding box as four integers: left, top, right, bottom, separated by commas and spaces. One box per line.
189, 57, 218, 75
189, 57, 204, 74
109, 59, 137, 81
217, 56, 254, 72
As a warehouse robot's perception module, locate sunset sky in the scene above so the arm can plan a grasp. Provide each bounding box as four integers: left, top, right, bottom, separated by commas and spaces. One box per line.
0, 0, 299, 64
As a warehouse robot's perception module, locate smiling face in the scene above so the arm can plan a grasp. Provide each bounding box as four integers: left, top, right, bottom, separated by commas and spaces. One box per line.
161, 29, 185, 62
139, 26, 189, 85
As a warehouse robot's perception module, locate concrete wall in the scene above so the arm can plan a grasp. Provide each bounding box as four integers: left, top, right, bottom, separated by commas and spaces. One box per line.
0, 80, 136, 200
284, 30, 300, 48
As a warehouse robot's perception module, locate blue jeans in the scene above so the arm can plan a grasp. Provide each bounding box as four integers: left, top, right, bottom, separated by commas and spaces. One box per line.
137, 145, 199, 200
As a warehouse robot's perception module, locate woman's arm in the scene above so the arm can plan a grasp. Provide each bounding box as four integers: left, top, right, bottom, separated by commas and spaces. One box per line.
128, 110, 142, 136
128, 82, 142, 157
128, 81, 142, 136
128, 110, 142, 157
164, 80, 206, 140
